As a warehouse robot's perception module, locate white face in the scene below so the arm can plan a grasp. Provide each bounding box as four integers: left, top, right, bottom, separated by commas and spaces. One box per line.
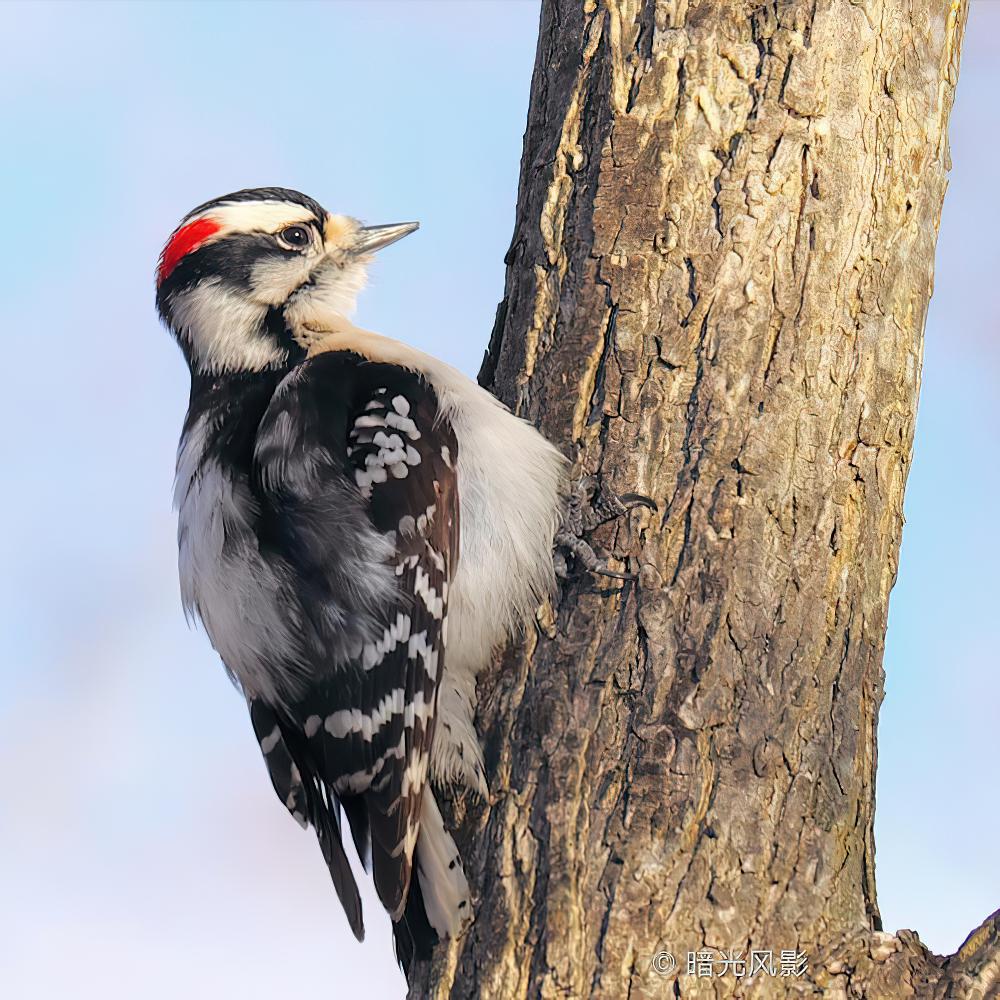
158, 197, 374, 373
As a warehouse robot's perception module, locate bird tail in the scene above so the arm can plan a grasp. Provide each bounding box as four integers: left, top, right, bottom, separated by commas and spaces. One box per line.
248, 698, 366, 940
391, 790, 471, 971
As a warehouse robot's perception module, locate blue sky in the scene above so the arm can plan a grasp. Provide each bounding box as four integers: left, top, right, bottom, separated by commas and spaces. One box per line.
0, 3, 995, 996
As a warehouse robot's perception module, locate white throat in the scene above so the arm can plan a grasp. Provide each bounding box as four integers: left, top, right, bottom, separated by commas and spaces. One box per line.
169, 279, 284, 373
168, 258, 371, 374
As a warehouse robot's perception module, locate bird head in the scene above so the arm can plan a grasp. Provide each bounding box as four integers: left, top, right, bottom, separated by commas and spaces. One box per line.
155, 187, 417, 374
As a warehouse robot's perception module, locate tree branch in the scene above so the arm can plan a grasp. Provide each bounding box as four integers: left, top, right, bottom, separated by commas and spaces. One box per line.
409, 2, 978, 996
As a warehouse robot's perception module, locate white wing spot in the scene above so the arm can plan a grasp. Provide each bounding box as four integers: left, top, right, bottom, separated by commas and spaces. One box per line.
408, 630, 440, 681
373, 431, 404, 450
386, 412, 420, 439
333, 735, 406, 794
415, 564, 445, 619
355, 469, 373, 497
325, 687, 405, 740
358, 612, 412, 670
425, 544, 445, 572
260, 725, 281, 754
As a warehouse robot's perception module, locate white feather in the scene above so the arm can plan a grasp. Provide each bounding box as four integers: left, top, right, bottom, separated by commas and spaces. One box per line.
416, 790, 472, 937
183, 200, 318, 239
175, 427, 301, 703
168, 279, 283, 373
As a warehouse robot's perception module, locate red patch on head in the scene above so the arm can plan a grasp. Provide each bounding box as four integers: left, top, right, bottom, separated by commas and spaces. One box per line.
157, 217, 223, 286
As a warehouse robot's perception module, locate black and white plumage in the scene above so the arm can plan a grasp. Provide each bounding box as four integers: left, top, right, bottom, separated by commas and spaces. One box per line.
156, 188, 566, 960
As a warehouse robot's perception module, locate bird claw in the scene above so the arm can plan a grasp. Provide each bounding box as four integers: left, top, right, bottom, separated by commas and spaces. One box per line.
554, 529, 633, 580
555, 476, 656, 581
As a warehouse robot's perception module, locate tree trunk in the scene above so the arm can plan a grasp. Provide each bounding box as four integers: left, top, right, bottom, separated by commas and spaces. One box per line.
410, 2, 994, 997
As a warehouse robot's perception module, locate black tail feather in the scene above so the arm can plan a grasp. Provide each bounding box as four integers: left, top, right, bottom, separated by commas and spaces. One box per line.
391, 864, 439, 974
313, 783, 365, 941
340, 793, 371, 871
248, 698, 365, 941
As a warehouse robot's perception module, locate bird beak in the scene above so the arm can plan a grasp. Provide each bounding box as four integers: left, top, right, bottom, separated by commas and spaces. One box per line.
352, 221, 419, 255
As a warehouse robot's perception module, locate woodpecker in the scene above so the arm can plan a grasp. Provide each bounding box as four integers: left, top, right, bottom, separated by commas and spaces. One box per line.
155, 187, 567, 962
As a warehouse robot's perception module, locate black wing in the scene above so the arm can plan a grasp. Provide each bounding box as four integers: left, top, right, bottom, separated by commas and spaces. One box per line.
250, 350, 459, 937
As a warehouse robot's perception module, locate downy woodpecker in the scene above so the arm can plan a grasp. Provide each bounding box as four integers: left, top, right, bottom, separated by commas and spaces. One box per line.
156, 188, 567, 961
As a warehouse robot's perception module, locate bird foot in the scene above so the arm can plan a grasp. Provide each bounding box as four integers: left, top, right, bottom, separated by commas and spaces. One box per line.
554, 475, 656, 581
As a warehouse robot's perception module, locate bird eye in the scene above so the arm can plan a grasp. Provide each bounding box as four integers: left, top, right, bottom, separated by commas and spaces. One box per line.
277, 225, 312, 250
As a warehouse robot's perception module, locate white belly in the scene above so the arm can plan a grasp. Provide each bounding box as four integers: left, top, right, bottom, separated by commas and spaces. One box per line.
432, 376, 567, 790
174, 419, 305, 705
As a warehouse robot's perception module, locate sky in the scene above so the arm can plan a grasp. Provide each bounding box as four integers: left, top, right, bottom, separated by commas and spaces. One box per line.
0, 3, 995, 997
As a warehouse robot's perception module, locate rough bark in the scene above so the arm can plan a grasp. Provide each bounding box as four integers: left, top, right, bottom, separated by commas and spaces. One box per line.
409, 2, 990, 997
